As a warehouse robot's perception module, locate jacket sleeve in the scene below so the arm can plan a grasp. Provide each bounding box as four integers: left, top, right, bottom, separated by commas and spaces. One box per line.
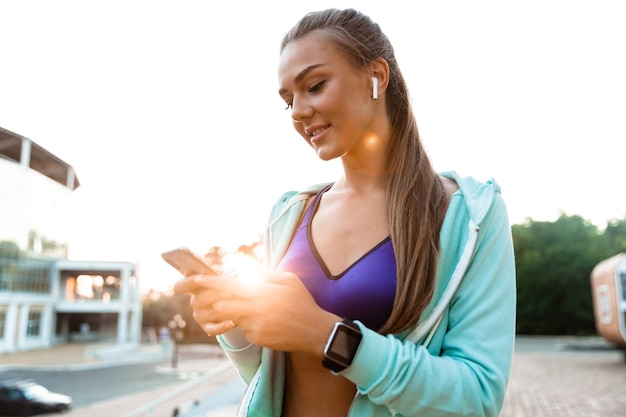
342, 194, 516, 417
217, 329, 262, 384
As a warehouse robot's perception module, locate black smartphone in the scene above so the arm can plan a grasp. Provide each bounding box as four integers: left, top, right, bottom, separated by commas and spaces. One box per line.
161, 247, 218, 276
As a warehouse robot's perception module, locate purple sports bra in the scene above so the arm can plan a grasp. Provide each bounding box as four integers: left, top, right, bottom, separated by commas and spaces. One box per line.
276, 184, 397, 330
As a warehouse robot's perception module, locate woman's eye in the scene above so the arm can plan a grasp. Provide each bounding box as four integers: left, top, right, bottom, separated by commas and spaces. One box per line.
284, 102, 293, 110
309, 81, 325, 93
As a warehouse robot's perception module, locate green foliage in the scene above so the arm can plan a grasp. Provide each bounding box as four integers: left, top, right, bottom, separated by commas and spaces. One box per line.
598, 218, 626, 255
513, 214, 626, 335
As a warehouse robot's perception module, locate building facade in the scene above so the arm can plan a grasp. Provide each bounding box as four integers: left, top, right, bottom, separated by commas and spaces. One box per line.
0, 127, 141, 353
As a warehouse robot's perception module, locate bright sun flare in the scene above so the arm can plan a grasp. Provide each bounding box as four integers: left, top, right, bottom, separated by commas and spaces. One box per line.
222, 251, 265, 286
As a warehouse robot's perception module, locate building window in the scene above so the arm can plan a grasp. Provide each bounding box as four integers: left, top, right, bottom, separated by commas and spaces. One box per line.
64, 274, 121, 302
0, 259, 50, 294
26, 310, 41, 337
0, 310, 5, 339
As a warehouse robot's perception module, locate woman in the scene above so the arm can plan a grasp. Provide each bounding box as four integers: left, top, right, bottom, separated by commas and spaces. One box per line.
174, 8, 516, 417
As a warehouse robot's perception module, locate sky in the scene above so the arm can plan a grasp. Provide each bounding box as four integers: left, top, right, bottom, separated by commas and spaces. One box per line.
1, 1, 625, 291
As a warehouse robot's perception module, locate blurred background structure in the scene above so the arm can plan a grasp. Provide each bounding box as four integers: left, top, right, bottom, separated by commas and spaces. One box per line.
0, 126, 141, 354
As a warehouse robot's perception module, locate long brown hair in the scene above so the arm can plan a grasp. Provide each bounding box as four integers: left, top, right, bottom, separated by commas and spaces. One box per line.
281, 9, 448, 334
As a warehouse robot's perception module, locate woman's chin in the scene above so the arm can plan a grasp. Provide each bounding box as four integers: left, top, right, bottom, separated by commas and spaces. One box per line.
314, 147, 342, 162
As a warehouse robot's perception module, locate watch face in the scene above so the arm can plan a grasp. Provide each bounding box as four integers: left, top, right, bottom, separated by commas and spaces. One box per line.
326, 323, 362, 365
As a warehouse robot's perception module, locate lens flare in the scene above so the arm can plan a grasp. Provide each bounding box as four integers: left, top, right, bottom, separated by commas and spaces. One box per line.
222, 251, 264, 286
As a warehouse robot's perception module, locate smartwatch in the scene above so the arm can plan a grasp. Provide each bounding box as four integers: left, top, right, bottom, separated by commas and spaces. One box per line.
322, 318, 363, 372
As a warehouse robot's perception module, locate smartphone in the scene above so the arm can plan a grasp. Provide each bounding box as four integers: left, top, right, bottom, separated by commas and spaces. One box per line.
161, 247, 218, 276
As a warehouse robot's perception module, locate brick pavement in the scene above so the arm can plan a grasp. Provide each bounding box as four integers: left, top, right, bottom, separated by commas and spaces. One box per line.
500, 342, 626, 417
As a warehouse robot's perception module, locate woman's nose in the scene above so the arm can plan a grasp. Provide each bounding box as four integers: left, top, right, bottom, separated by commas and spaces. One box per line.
290, 97, 313, 122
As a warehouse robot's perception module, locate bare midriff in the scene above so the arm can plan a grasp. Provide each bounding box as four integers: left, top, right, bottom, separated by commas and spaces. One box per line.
282, 351, 356, 417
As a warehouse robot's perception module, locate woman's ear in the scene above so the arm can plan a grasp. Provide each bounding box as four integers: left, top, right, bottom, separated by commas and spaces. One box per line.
369, 58, 390, 97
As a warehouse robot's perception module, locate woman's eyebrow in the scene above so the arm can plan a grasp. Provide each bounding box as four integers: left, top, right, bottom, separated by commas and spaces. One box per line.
278, 63, 326, 95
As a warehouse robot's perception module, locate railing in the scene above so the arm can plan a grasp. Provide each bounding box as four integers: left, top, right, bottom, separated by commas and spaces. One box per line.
125, 362, 233, 417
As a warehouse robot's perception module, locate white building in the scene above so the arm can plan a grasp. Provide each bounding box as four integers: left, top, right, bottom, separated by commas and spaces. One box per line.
0, 126, 141, 353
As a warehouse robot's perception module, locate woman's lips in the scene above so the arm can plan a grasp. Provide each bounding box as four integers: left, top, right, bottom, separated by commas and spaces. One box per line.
309, 126, 329, 143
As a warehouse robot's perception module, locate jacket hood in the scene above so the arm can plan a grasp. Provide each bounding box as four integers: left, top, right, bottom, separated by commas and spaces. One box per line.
440, 170, 500, 227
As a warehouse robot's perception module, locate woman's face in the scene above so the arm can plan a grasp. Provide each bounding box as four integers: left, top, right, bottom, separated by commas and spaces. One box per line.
278, 31, 380, 162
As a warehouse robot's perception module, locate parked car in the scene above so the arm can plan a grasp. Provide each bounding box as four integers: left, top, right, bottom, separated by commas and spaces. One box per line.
0, 379, 72, 416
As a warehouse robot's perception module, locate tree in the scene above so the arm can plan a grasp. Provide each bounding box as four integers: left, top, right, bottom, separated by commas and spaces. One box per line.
597, 216, 626, 257
513, 214, 601, 335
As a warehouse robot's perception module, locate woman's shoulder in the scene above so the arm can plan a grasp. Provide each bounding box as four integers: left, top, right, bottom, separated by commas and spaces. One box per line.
268, 182, 332, 222
440, 175, 459, 200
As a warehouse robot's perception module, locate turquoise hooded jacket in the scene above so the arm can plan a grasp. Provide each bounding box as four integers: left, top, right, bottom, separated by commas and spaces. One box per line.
218, 171, 517, 417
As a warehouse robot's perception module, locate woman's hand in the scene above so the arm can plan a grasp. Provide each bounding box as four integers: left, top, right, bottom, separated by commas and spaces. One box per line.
176, 271, 339, 356
173, 273, 238, 335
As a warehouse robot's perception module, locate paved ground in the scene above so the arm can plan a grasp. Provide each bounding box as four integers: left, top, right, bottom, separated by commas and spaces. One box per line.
500, 337, 626, 417
0, 342, 239, 417
1, 336, 625, 416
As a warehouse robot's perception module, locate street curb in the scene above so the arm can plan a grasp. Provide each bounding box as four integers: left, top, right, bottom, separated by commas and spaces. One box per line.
0, 352, 168, 372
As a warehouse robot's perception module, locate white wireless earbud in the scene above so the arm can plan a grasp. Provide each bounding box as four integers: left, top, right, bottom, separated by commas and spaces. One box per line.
372, 77, 379, 100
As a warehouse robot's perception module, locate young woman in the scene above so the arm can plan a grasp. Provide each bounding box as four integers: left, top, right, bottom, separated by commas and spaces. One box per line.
174, 8, 516, 417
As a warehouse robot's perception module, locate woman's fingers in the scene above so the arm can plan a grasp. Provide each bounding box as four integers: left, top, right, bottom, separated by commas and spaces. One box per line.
199, 320, 236, 336
189, 288, 247, 328
174, 273, 242, 297
174, 275, 249, 336
180, 270, 326, 351
172, 274, 205, 294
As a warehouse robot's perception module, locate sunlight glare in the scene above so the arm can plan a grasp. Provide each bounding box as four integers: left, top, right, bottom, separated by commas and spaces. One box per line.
364, 132, 380, 150
222, 251, 265, 287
